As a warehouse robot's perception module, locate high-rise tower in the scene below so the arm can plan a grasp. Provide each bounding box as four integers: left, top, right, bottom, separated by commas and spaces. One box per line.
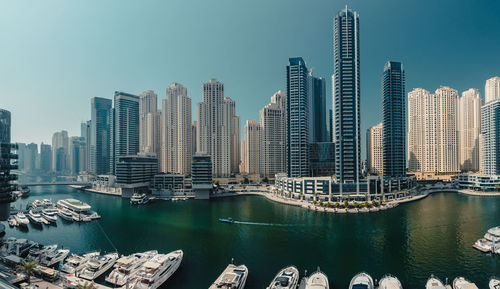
90, 97, 112, 175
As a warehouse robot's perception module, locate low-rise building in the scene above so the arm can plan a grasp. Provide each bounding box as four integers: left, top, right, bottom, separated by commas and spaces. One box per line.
151, 173, 192, 196
458, 174, 500, 192
192, 153, 212, 199
116, 153, 158, 197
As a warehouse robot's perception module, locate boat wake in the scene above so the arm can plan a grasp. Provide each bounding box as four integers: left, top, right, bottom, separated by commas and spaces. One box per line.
232, 220, 296, 227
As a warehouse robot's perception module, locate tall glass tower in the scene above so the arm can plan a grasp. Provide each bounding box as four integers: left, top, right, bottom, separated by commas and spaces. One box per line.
90, 97, 112, 175
333, 7, 360, 191
382, 61, 406, 177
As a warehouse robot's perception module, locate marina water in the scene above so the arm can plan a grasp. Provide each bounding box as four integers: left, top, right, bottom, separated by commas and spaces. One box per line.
4, 186, 500, 289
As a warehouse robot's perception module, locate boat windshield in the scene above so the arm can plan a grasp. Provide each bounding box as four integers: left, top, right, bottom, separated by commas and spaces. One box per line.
353, 284, 369, 289
275, 277, 290, 286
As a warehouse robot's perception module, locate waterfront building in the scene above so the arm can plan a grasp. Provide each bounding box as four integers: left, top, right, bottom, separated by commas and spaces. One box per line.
241, 120, 261, 175
366, 123, 383, 175
458, 174, 500, 191
408, 87, 459, 179
0, 109, 17, 220
25, 143, 38, 173
151, 174, 192, 195
287, 57, 310, 177
309, 74, 327, 143
90, 97, 112, 175
139, 90, 161, 160
116, 153, 158, 197
382, 61, 406, 177
192, 153, 213, 199
458, 88, 482, 172
481, 99, 500, 175
308, 142, 335, 177
39, 143, 52, 173
162, 83, 192, 174
112, 91, 140, 174
197, 79, 232, 177
51, 130, 69, 173
333, 7, 361, 189
70, 137, 86, 176
260, 91, 287, 177
485, 76, 500, 103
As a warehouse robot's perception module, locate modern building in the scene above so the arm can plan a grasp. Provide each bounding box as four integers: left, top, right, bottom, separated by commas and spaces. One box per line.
382, 61, 406, 177
224, 97, 241, 175
333, 7, 361, 189
191, 121, 197, 157
151, 174, 192, 196
458, 174, 500, 192
112, 91, 140, 174
197, 79, 232, 177
309, 74, 327, 143
115, 153, 158, 197
458, 88, 482, 172
25, 143, 38, 173
39, 143, 52, 173
366, 123, 383, 175
287, 57, 310, 177
0, 109, 17, 220
90, 97, 112, 175
260, 91, 287, 177
241, 120, 261, 175
162, 83, 192, 174
192, 153, 212, 199
70, 137, 86, 176
408, 87, 459, 179
139, 90, 161, 159
485, 76, 500, 103
481, 99, 500, 175
308, 142, 335, 177
51, 130, 69, 173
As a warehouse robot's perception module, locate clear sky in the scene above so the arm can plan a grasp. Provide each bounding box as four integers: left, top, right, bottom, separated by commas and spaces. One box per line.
1, 0, 500, 156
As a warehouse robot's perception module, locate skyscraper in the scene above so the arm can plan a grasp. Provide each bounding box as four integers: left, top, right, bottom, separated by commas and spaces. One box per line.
287, 57, 310, 177
382, 61, 406, 177
485, 76, 500, 103
242, 120, 261, 175
51, 130, 69, 173
25, 143, 38, 173
197, 79, 232, 177
224, 97, 241, 175
112, 91, 140, 174
139, 90, 160, 158
481, 99, 500, 175
260, 91, 287, 177
333, 7, 361, 189
0, 109, 16, 220
367, 123, 383, 175
162, 83, 192, 174
39, 143, 52, 172
458, 88, 482, 172
90, 97, 112, 175
309, 74, 327, 143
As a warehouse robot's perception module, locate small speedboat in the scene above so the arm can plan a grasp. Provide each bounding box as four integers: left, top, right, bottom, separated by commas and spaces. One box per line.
426, 275, 446, 289
348, 272, 374, 289
266, 266, 299, 289
302, 268, 329, 289
219, 217, 235, 224
130, 193, 149, 205
378, 275, 402, 289
209, 263, 248, 289
489, 278, 500, 289
453, 277, 478, 289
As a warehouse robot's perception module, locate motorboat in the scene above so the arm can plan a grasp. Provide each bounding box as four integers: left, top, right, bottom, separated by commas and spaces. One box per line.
27, 244, 58, 261
0, 237, 17, 254
8, 217, 16, 227
19, 186, 30, 198
266, 266, 299, 289
12, 239, 37, 257
453, 277, 478, 289
41, 199, 53, 207
473, 238, 492, 252
219, 217, 235, 224
105, 250, 158, 286
15, 212, 30, 227
348, 272, 374, 289
42, 208, 58, 223
27, 210, 44, 226
58, 208, 75, 221
31, 200, 44, 209
79, 252, 119, 280
378, 275, 402, 289
61, 252, 100, 274
41, 249, 70, 267
209, 263, 248, 289
130, 193, 149, 205
426, 275, 446, 289
301, 268, 329, 289
130, 250, 183, 289
489, 278, 500, 289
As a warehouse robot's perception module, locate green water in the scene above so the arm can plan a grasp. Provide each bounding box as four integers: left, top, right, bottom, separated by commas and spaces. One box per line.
4, 186, 500, 288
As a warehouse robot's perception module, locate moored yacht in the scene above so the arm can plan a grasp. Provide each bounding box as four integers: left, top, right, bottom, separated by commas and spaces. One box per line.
41, 249, 70, 267
302, 268, 329, 289
453, 277, 478, 289
27, 244, 58, 261
266, 266, 299, 289
105, 250, 158, 286
209, 263, 248, 289
42, 208, 58, 223
28, 210, 44, 226
61, 252, 100, 274
130, 250, 183, 289
15, 212, 30, 227
12, 239, 37, 257
130, 193, 149, 205
79, 252, 119, 280
58, 208, 75, 221
348, 272, 374, 289
426, 275, 446, 289
489, 278, 500, 289
378, 275, 402, 289
473, 238, 492, 252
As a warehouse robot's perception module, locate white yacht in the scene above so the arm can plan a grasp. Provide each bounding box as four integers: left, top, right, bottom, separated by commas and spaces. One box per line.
105, 250, 158, 286
58, 208, 75, 221
41, 208, 58, 223
79, 252, 119, 280
15, 212, 30, 227
301, 268, 329, 289
130, 250, 183, 289
453, 277, 478, 289
266, 266, 299, 289
426, 275, 446, 289
41, 199, 53, 207
12, 239, 37, 257
27, 244, 57, 261
41, 249, 70, 267
61, 252, 100, 274
28, 210, 44, 226
378, 275, 402, 289
489, 278, 500, 289
209, 263, 248, 289
130, 193, 149, 205
348, 272, 374, 289
473, 238, 492, 252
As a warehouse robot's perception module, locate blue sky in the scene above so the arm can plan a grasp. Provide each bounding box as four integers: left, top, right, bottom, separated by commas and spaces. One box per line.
1, 0, 500, 155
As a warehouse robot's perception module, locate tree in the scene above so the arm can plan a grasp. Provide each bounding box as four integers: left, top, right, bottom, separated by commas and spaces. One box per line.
77, 281, 95, 289
262, 177, 269, 183
334, 202, 339, 208
17, 259, 38, 285
344, 200, 348, 208
243, 177, 249, 184
318, 200, 323, 207
325, 202, 331, 208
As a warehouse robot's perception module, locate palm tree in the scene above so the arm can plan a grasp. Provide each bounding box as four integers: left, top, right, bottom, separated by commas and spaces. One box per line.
17, 259, 38, 285
77, 281, 95, 289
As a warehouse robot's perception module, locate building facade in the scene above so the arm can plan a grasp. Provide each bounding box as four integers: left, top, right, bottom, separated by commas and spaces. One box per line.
458, 88, 482, 172
242, 120, 261, 175
482, 99, 500, 175
51, 130, 69, 173
0, 109, 17, 220
139, 90, 161, 160
367, 123, 383, 175
90, 97, 112, 175
192, 153, 212, 199
310, 74, 327, 143
485, 76, 500, 103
